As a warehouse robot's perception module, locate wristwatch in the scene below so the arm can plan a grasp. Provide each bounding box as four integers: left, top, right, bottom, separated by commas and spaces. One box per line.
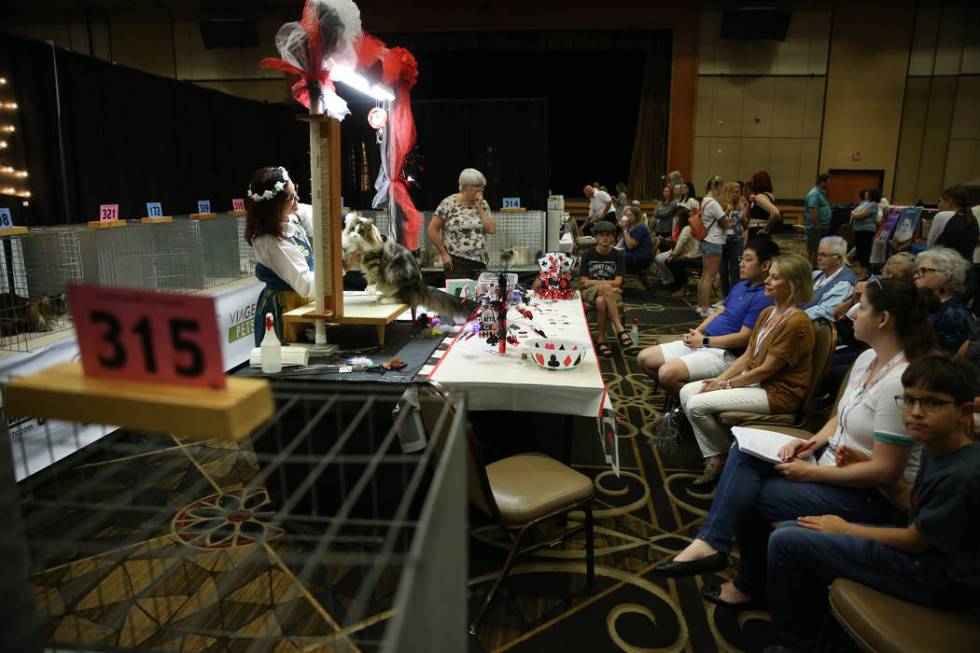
702, 336, 710, 347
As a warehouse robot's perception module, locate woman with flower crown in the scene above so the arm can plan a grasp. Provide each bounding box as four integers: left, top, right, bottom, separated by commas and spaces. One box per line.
244, 166, 319, 345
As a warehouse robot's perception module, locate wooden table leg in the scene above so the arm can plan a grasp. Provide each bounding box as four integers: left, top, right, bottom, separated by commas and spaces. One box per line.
376, 324, 385, 346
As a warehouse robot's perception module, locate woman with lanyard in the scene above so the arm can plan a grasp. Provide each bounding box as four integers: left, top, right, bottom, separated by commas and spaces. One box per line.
679, 253, 815, 485
656, 277, 935, 612
246, 166, 317, 345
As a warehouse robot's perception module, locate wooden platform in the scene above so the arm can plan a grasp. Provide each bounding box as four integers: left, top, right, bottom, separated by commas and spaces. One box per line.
4, 362, 273, 442
282, 294, 409, 346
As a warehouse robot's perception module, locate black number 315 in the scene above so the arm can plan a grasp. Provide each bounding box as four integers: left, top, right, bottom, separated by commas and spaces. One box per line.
91, 311, 205, 377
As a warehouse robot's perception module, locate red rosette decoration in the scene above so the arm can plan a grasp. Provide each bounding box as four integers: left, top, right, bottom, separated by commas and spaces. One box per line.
260, 1, 335, 113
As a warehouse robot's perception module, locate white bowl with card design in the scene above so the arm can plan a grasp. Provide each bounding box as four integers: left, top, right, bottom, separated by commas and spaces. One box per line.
524, 338, 590, 371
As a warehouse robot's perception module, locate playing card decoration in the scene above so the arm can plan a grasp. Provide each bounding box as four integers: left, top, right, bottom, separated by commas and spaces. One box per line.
525, 338, 590, 371
537, 252, 576, 300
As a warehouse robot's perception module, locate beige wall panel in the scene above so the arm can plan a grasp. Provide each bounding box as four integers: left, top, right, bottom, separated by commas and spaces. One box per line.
799, 139, 822, 199
950, 77, 980, 140
805, 10, 832, 75
908, 8, 938, 76
709, 137, 741, 183
820, 0, 914, 198
174, 21, 194, 78
193, 80, 288, 103
975, 140, 980, 181
66, 21, 91, 54
109, 11, 175, 78
802, 77, 826, 138
698, 11, 721, 75
695, 76, 714, 138
893, 78, 930, 205
698, 9, 830, 76
692, 136, 711, 189
771, 77, 805, 138
741, 76, 774, 138
915, 76, 957, 203
934, 6, 966, 75
961, 7, 980, 74
738, 138, 772, 183
944, 140, 977, 188
770, 138, 802, 198
709, 77, 743, 138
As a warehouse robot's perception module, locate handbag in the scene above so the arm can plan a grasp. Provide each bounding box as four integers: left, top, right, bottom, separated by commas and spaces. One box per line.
689, 209, 709, 241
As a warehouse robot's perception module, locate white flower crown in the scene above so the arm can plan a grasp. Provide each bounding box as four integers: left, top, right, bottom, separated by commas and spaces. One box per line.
247, 167, 292, 202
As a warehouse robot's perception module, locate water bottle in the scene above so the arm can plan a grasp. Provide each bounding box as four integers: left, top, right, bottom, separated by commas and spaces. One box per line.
630, 318, 640, 347
260, 313, 282, 373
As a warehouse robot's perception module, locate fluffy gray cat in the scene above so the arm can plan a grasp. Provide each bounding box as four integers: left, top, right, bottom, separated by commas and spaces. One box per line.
342, 215, 474, 323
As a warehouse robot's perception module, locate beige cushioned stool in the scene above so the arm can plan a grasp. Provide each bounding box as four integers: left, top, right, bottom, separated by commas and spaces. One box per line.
486, 452, 594, 527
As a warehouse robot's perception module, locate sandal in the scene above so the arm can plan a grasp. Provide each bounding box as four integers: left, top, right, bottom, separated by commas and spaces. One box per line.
616, 330, 632, 347
596, 343, 614, 357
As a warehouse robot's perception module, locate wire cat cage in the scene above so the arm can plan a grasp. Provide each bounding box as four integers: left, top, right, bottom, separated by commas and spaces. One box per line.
415, 211, 545, 271
235, 214, 256, 277
0, 229, 78, 352
0, 380, 467, 653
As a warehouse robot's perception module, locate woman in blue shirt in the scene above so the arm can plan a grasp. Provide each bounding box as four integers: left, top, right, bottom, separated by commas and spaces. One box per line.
619, 205, 653, 273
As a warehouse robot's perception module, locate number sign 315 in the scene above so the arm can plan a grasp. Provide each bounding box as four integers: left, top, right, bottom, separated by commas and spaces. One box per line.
68, 285, 226, 389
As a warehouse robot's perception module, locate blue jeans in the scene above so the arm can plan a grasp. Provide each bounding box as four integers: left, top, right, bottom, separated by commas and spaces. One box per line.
697, 445, 905, 597
720, 237, 743, 296
767, 523, 967, 649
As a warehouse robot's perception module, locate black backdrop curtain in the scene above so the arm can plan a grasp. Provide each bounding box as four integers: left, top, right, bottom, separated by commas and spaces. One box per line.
339, 97, 549, 211
0, 34, 310, 226
376, 30, 672, 201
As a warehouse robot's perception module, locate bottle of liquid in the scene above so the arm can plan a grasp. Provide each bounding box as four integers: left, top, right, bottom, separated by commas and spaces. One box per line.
260, 313, 282, 374
630, 318, 640, 347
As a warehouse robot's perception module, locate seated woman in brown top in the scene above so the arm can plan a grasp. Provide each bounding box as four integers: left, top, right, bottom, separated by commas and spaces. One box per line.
679, 253, 815, 485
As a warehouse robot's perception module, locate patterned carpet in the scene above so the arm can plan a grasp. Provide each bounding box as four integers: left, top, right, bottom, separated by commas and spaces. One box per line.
14, 231, 815, 653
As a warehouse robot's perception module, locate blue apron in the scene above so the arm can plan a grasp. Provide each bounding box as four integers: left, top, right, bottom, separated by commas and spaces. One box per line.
253, 218, 314, 346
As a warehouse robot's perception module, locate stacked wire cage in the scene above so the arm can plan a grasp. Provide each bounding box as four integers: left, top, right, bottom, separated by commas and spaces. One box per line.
0, 381, 467, 653
235, 213, 256, 277
0, 229, 84, 352
415, 211, 545, 271
187, 216, 244, 288
139, 220, 204, 292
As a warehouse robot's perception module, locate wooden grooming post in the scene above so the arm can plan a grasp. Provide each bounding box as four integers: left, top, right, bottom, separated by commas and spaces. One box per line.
301, 114, 345, 344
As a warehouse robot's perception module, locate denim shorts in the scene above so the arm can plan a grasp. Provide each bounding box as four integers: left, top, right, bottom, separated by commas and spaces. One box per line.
700, 240, 723, 257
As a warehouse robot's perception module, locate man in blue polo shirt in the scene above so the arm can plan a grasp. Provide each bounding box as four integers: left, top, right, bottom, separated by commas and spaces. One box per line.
637, 239, 778, 393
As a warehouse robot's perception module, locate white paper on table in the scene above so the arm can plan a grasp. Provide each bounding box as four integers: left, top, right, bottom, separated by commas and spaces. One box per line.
731, 426, 815, 464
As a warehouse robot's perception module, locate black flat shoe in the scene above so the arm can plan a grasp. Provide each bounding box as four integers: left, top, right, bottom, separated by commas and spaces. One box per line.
700, 584, 766, 610
653, 552, 728, 578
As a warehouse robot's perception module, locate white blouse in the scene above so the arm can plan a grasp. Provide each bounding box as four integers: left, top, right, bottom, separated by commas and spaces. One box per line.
251, 203, 315, 297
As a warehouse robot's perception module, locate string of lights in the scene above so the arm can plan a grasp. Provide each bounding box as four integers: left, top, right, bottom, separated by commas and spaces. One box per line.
0, 75, 30, 200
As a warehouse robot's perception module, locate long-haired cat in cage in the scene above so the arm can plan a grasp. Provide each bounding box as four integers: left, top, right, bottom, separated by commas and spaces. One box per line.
342, 214, 475, 323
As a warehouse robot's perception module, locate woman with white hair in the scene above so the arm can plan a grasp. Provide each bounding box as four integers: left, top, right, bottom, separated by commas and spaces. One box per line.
428, 168, 497, 279
803, 235, 856, 322
914, 247, 974, 353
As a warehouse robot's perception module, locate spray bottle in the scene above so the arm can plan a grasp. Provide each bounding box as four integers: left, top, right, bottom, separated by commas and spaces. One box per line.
261, 313, 282, 374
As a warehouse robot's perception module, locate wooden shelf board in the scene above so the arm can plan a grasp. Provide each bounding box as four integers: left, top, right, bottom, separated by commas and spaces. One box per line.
282, 300, 406, 326
190, 213, 218, 220
140, 216, 173, 224
4, 362, 273, 442
0, 226, 29, 236
87, 220, 127, 229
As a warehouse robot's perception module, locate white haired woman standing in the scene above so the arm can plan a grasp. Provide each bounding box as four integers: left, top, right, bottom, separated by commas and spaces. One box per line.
428, 168, 497, 280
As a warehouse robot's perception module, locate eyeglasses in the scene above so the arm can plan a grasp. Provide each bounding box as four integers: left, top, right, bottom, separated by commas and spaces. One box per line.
816, 252, 838, 258
894, 395, 958, 413
915, 267, 939, 277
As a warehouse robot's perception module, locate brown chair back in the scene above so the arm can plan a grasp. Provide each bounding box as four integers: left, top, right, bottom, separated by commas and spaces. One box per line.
415, 383, 499, 521
797, 319, 837, 418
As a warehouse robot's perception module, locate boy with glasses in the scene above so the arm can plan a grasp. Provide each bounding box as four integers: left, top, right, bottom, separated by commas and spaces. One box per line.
763, 354, 980, 652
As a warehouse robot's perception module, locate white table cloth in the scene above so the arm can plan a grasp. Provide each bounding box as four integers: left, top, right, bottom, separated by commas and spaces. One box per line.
426, 292, 619, 473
